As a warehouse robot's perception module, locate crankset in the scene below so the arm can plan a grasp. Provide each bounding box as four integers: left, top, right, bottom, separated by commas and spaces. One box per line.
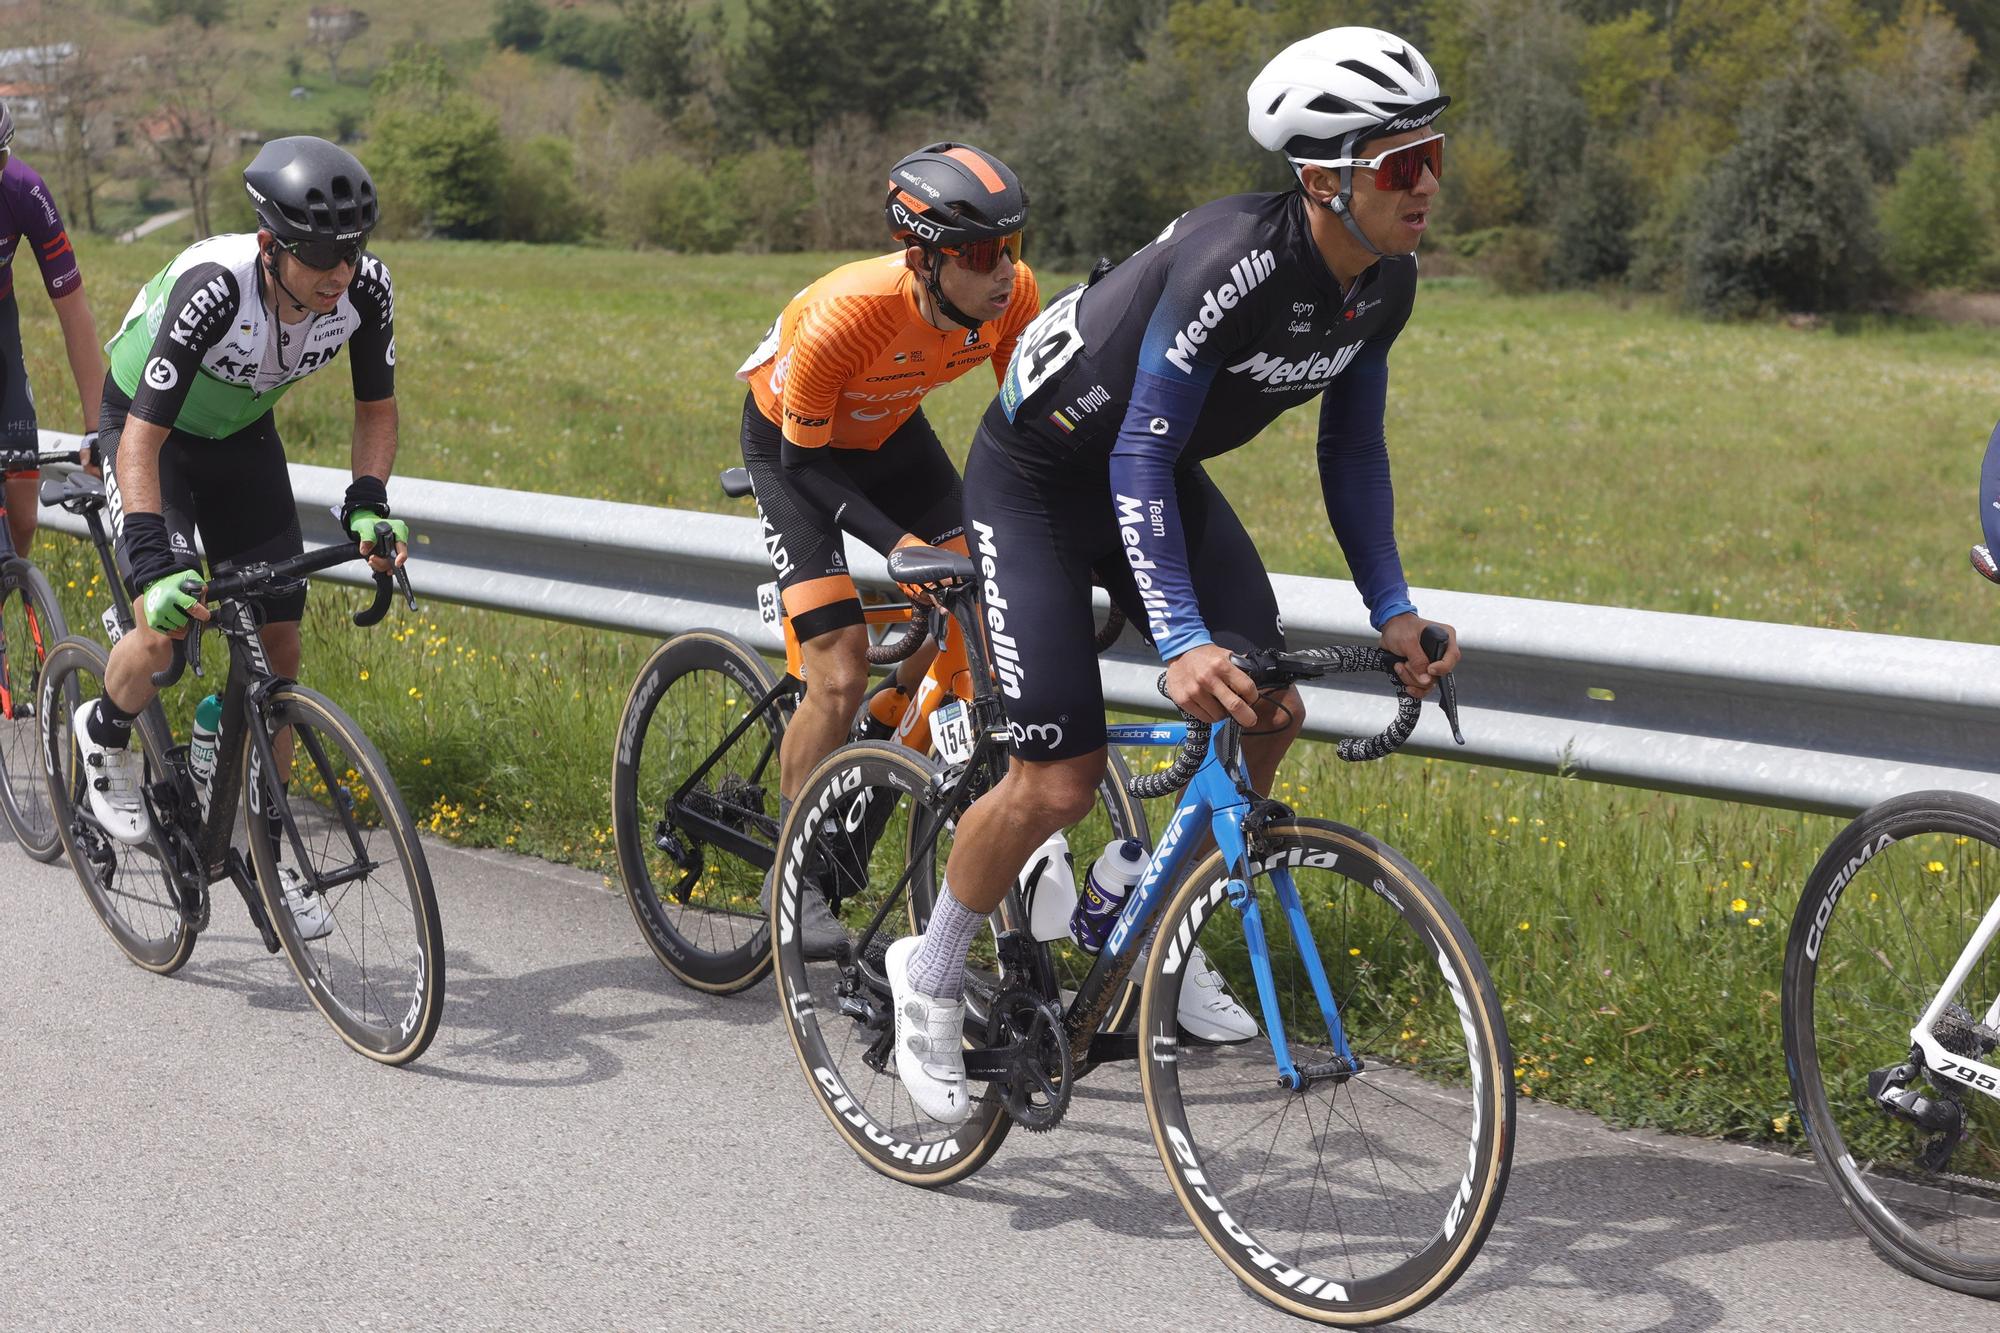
964, 985, 1073, 1133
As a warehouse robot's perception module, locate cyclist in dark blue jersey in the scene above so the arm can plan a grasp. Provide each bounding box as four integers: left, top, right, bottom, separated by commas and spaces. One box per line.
1976, 420, 2000, 583
884, 27, 1466, 1123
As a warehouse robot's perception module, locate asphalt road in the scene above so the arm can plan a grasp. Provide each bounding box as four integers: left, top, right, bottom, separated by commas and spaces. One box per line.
3, 824, 1990, 1332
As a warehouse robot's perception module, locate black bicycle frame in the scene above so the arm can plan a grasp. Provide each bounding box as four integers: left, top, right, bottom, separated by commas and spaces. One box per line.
665, 672, 796, 867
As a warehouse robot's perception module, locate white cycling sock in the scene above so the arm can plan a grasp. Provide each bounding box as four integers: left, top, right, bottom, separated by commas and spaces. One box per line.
907, 884, 986, 1001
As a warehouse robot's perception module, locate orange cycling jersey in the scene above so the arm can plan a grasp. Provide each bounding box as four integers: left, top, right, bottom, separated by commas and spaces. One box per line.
738, 253, 1040, 449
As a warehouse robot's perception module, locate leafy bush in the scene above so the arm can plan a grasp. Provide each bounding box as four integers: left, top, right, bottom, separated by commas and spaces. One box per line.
1473, 227, 1555, 295
546, 13, 625, 76
367, 48, 506, 239
715, 147, 813, 252
491, 0, 549, 53
497, 136, 600, 244
1546, 144, 1637, 287
1879, 145, 1984, 289
608, 152, 726, 252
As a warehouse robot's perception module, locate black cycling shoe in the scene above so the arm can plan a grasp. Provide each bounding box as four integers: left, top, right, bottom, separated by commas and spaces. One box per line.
762, 863, 849, 961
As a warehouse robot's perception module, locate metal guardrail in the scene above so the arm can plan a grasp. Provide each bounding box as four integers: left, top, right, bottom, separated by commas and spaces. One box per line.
34, 430, 2000, 817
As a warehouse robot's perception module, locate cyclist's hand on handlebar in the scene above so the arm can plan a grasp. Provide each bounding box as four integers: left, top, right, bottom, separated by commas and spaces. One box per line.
137, 572, 209, 638
891, 533, 936, 607
1166, 643, 1260, 727
80, 430, 101, 475
347, 509, 410, 574
1380, 613, 1458, 699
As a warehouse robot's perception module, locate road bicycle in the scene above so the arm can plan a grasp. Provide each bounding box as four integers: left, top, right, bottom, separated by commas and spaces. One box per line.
611, 465, 1145, 995
38, 467, 444, 1065
1783, 788, 2000, 1296
773, 544, 1514, 1325
0, 441, 86, 858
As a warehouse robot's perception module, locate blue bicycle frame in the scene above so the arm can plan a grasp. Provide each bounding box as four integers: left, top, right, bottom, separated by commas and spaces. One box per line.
1075, 721, 1356, 1089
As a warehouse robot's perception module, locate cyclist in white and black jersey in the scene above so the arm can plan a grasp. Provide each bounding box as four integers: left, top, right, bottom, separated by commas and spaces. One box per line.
74, 137, 407, 939
885, 28, 1467, 1122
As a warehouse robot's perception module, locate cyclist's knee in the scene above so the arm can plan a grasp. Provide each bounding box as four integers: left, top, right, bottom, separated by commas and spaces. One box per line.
798, 625, 869, 712
999, 752, 1104, 829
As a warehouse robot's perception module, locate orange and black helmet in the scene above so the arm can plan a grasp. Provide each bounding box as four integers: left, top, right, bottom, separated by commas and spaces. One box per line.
883, 142, 1027, 251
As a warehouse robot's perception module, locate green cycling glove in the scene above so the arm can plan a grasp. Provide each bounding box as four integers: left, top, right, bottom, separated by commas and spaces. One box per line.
346, 509, 410, 549
141, 573, 204, 634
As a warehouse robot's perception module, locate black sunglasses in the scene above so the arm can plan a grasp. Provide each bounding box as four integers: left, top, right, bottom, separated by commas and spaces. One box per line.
277, 235, 366, 271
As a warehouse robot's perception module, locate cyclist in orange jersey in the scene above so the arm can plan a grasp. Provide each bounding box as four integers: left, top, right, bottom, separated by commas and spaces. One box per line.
735, 141, 1038, 955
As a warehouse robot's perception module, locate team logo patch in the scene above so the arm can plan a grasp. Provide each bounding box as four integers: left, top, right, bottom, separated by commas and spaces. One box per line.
144, 357, 178, 391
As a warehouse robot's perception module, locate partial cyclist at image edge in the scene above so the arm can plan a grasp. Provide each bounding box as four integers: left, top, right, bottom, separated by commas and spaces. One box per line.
1973, 417, 1999, 583
733, 140, 1039, 956
75, 135, 405, 939
889, 26, 1465, 1124
0, 97, 106, 558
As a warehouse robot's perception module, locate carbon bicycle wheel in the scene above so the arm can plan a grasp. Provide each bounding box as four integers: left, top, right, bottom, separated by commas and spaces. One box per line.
0, 557, 70, 860
612, 629, 788, 993
40, 636, 193, 974
246, 681, 444, 1065
1139, 817, 1513, 1325
773, 740, 1016, 1186
1783, 789, 2000, 1297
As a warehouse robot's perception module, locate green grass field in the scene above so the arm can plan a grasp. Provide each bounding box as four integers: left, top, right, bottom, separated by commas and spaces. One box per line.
16, 236, 2000, 1145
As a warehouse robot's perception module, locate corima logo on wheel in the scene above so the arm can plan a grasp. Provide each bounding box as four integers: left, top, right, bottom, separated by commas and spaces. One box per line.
1162, 249, 1274, 374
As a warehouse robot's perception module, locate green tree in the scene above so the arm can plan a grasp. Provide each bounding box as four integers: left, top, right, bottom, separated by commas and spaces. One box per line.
1683, 25, 1882, 314
547, 12, 625, 75
1547, 142, 1638, 286
492, 0, 549, 52
1879, 144, 1984, 286
366, 47, 505, 238
621, 0, 697, 118
609, 152, 726, 250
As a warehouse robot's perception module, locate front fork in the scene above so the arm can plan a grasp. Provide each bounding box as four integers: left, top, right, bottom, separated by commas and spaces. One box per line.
1209, 802, 1359, 1091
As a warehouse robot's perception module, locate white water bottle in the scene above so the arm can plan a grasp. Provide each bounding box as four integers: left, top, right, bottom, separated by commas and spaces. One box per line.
189, 693, 221, 818
1071, 838, 1150, 954
1020, 830, 1077, 943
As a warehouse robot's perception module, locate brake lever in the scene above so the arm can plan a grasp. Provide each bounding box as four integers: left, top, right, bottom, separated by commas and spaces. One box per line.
1419, 625, 1464, 746
186, 609, 208, 680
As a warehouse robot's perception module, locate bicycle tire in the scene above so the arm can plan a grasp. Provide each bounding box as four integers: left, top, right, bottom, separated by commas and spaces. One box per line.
613, 629, 788, 993
773, 740, 1016, 1186
40, 636, 193, 974
0, 557, 71, 860
1783, 788, 2000, 1297
246, 681, 445, 1065
1139, 817, 1513, 1325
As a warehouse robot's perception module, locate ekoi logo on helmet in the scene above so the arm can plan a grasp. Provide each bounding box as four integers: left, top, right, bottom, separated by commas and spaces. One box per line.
891, 202, 943, 243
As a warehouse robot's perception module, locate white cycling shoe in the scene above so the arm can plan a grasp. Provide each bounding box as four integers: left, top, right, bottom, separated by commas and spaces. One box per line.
273, 865, 335, 942
885, 934, 971, 1125
72, 700, 151, 845
1177, 944, 1259, 1044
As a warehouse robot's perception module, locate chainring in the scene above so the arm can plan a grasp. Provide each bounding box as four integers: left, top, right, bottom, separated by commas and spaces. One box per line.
990, 988, 1073, 1133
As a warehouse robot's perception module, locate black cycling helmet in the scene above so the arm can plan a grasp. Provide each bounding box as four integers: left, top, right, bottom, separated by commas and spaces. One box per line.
243, 136, 378, 242
884, 141, 1027, 250
884, 142, 1026, 331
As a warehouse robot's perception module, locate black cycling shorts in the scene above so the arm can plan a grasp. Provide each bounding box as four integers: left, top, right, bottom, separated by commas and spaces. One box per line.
0, 293, 37, 456
739, 391, 964, 643
97, 377, 308, 623
962, 415, 1283, 761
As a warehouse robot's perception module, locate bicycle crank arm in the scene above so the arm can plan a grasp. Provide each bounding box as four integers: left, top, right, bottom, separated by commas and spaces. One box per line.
224, 848, 283, 955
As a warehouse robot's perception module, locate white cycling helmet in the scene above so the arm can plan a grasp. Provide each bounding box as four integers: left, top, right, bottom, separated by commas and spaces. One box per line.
1248, 27, 1448, 254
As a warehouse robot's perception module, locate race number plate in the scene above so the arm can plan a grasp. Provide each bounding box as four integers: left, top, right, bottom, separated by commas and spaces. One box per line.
932, 699, 975, 766
757, 581, 782, 629
999, 284, 1086, 421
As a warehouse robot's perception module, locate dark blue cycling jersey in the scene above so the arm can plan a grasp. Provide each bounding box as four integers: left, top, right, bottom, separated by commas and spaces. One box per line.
996, 190, 1417, 658
1982, 419, 2000, 556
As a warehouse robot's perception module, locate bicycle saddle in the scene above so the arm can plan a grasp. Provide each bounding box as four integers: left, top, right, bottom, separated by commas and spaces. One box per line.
719, 467, 754, 499
43, 469, 106, 515
886, 546, 974, 588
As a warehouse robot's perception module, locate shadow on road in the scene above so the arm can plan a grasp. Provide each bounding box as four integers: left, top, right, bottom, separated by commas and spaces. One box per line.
950, 1142, 1872, 1332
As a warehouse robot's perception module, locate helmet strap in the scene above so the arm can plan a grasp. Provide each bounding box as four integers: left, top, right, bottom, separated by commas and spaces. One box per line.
1297, 131, 1385, 260
922, 249, 984, 333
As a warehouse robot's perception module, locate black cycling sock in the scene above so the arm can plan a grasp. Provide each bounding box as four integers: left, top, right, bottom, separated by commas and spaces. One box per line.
87, 697, 135, 748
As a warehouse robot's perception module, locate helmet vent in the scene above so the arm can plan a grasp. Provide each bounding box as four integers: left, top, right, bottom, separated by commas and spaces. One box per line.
1385, 46, 1419, 78
1337, 59, 1402, 93
1305, 92, 1362, 116
1265, 93, 1288, 116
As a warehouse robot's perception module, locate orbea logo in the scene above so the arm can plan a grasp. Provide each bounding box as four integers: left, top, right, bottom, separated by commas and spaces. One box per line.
1162, 249, 1275, 374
